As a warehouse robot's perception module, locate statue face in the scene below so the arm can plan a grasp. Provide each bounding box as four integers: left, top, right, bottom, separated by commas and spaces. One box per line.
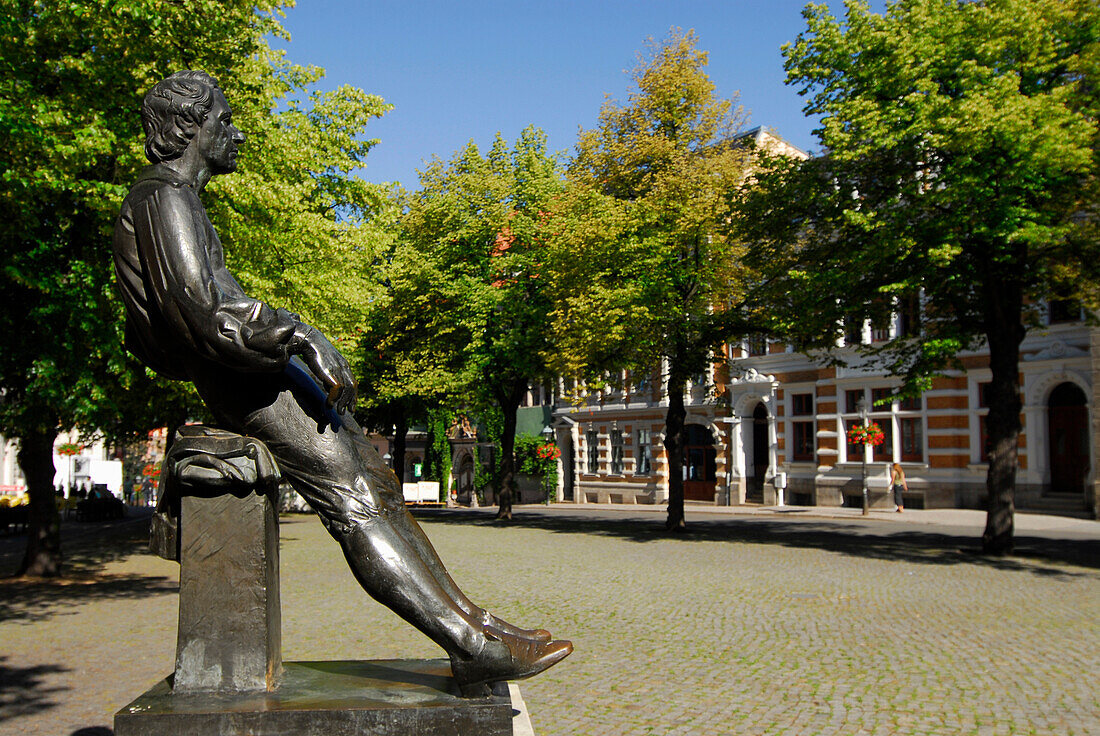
192, 88, 245, 175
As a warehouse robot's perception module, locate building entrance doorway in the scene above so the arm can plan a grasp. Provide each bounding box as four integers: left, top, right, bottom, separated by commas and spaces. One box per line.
1048, 382, 1088, 494
684, 424, 717, 501
746, 403, 769, 503
456, 454, 476, 505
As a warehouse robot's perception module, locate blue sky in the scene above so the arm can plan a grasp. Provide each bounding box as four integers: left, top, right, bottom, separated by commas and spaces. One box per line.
274, 1, 883, 189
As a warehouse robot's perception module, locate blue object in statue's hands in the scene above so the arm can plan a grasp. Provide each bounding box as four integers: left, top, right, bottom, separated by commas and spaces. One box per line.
292, 325, 357, 414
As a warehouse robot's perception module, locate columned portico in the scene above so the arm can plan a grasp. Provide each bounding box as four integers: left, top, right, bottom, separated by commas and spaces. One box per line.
726, 370, 779, 505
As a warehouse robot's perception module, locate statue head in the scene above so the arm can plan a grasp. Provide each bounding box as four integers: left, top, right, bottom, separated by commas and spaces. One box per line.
141, 70, 223, 164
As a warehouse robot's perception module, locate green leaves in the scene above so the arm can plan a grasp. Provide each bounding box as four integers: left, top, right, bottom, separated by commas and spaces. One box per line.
743, 0, 1100, 381
546, 29, 752, 381
358, 126, 564, 419
204, 47, 393, 372
0, 0, 391, 442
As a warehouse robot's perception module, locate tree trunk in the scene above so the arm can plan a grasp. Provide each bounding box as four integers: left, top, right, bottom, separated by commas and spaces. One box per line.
664, 368, 688, 531
392, 411, 408, 485
496, 379, 526, 521
981, 279, 1026, 555
17, 425, 62, 577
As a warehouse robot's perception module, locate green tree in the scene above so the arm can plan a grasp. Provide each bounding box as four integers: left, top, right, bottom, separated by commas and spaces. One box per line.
205, 52, 393, 363
0, 0, 389, 575
356, 192, 466, 485
547, 29, 754, 530
375, 127, 564, 519
737, 0, 1100, 553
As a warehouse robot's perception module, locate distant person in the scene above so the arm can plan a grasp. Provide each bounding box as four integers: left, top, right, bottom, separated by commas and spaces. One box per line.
890, 463, 908, 512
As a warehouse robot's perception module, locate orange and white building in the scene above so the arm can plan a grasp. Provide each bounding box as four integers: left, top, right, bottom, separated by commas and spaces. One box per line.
549, 307, 1097, 519
547, 126, 1096, 519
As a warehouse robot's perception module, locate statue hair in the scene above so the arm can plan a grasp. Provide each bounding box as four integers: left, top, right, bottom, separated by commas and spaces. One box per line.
141, 70, 222, 164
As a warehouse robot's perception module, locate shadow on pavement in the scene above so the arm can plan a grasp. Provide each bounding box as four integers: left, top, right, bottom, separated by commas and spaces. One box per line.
414, 508, 1100, 578
0, 512, 157, 574
71, 728, 113, 736
0, 573, 178, 624
0, 656, 69, 723
0, 513, 177, 623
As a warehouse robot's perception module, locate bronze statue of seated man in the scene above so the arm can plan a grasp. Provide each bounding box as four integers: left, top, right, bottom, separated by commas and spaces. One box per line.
113, 70, 571, 697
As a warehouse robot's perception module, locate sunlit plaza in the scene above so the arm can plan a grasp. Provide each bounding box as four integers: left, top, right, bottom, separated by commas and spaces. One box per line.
2, 506, 1096, 735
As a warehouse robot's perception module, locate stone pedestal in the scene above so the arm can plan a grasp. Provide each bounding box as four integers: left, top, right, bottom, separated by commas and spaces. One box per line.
174, 491, 282, 692
118, 427, 517, 734
114, 659, 515, 736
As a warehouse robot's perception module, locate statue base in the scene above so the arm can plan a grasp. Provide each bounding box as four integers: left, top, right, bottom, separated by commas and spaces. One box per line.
114, 658, 515, 736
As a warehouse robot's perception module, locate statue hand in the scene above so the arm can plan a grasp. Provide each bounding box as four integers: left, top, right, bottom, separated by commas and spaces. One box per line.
296, 327, 357, 414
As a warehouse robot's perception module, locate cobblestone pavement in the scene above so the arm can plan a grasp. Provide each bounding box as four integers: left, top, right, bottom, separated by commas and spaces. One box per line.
0, 506, 1097, 735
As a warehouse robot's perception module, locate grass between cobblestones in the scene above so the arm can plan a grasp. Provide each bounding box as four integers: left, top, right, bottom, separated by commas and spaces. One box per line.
0, 508, 1096, 735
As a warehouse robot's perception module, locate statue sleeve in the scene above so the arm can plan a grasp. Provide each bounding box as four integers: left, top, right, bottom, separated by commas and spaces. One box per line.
130, 183, 298, 372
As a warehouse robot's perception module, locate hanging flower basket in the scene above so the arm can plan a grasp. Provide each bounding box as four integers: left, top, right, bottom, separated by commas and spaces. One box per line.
847, 423, 885, 446
57, 442, 83, 456
142, 463, 162, 478
536, 444, 561, 461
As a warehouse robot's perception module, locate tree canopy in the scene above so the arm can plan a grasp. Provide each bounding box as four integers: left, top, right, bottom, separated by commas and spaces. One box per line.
360, 127, 563, 517
545, 29, 755, 529
737, 0, 1100, 553
0, 0, 390, 574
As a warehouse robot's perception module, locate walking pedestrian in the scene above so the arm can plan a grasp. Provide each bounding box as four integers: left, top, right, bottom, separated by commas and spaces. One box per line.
890, 463, 908, 512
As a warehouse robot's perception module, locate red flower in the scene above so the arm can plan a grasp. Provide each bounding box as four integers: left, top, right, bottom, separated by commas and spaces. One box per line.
847, 423, 885, 447
536, 444, 561, 460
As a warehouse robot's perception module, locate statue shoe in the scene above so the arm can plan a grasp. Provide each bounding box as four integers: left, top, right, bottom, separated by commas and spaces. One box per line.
451, 628, 573, 697
478, 609, 552, 643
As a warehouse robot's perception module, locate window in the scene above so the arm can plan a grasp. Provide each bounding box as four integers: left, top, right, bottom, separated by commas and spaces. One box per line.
978, 382, 991, 408
746, 334, 768, 356
791, 392, 815, 462
586, 430, 599, 475
900, 418, 922, 462
635, 430, 652, 475
792, 423, 815, 461
898, 391, 922, 462
897, 294, 921, 338
872, 420, 893, 462
974, 414, 990, 462
870, 314, 891, 342
1048, 298, 1082, 324
522, 383, 546, 407
871, 387, 893, 409
899, 394, 921, 411
610, 431, 624, 475
845, 418, 864, 461
845, 389, 863, 415
843, 316, 863, 346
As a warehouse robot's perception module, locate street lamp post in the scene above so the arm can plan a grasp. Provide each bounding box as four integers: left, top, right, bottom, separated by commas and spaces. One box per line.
857, 396, 870, 516
541, 425, 556, 504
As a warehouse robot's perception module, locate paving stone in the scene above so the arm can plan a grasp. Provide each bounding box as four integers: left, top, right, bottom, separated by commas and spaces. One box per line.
0, 507, 1096, 735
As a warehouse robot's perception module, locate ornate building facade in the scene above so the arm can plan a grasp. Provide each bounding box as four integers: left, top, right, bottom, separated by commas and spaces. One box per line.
549, 312, 1098, 519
